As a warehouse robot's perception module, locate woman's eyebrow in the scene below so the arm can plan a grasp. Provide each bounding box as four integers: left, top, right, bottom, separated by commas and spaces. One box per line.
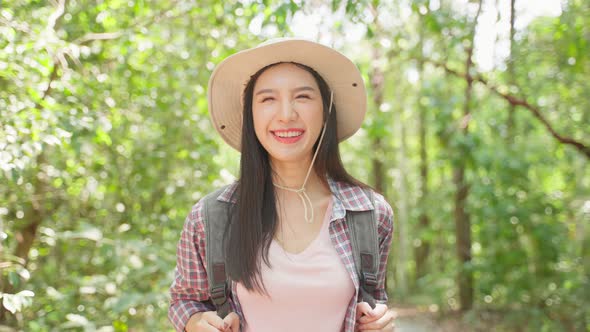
255, 88, 274, 96
293, 86, 316, 93
254, 86, 316, 96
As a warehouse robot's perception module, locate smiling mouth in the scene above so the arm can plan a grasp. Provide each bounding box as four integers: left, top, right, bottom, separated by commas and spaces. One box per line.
272, 130, 303, 138
271, 129, 304, 143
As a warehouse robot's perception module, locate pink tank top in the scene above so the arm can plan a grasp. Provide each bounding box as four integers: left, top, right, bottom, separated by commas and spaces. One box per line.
236, 199, 355, 332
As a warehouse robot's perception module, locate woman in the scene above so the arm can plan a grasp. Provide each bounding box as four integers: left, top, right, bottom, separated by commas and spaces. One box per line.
169, 39, 395, 332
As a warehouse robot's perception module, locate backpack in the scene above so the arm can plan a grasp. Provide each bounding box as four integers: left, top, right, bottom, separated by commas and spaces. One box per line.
201, 185, 380, 318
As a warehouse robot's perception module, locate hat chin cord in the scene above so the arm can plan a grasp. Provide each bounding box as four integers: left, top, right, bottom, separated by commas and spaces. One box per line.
272, 91, 333, 224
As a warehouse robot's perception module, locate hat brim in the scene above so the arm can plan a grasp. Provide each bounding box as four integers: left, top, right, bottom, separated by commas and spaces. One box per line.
207, 39, 367, 152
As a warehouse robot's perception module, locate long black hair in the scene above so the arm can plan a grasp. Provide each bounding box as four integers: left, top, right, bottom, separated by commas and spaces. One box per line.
225, 62, 366, 292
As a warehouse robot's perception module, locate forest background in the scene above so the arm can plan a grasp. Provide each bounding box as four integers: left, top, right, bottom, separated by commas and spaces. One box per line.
1, 0, 588, 331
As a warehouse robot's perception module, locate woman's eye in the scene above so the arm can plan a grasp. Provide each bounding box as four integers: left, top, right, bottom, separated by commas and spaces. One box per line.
296, 94, 311, 99
261, 97, 274, 102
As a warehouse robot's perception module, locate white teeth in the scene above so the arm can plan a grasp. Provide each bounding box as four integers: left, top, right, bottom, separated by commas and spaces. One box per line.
275, 131, 302, 138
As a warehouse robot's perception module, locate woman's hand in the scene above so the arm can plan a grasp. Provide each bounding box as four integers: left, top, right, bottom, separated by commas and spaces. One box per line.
185, 311, 240, 332
355, 302, 396, 332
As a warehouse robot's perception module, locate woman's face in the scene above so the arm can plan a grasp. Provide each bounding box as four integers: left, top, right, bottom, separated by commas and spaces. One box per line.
252, 63, 324, 164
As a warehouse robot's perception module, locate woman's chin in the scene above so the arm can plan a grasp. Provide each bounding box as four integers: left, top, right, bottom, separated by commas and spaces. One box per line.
268, 149, 311, 165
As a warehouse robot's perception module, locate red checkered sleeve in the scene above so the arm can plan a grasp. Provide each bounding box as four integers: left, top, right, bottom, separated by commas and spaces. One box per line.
168, 200, 215, 332
373, 191, 394, 303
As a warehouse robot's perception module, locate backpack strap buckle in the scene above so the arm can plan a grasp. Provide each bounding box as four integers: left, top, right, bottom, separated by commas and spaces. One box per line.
210, 262, 228, 306
363, 272, 378, 287
210, 283, 227, 306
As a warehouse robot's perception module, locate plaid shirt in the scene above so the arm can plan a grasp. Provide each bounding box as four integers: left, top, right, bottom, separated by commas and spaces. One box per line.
169, 178, 394, 332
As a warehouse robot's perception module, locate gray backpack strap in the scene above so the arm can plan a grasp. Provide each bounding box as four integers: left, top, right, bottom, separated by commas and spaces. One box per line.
346, 188, 379, 309
202, 186, 232, 318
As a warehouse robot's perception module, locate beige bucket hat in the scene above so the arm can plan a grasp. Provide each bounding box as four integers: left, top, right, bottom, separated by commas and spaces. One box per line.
207, 38, 367, 151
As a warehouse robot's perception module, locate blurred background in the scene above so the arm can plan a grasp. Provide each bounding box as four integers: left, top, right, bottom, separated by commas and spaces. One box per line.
1, 0, 588, 331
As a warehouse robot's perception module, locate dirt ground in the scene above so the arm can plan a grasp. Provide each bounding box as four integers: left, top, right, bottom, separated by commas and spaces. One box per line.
392, 305, 477, 332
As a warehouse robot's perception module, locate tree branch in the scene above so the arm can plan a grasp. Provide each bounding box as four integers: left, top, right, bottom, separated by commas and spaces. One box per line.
30, 58, 60, 113
73, 0, 183, 45
427, 60, 590, 159
0, 17, 32, 34
47, 0, 66, 31
75, 32, 124, 45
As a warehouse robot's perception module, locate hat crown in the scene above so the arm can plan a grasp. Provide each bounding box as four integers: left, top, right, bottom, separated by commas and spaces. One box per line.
258, 37, 307, 47
207, 39, 367, 152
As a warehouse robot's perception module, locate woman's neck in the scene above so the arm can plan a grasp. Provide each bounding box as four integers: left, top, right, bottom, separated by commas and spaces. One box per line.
270, 156, 322, 191
270, 157, 332, 225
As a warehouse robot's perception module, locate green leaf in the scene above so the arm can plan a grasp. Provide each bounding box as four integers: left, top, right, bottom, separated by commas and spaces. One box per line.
367, 26, 374, 38
8, 271, 19, 287
1, 290, 34, 314
95, 128, 112, 146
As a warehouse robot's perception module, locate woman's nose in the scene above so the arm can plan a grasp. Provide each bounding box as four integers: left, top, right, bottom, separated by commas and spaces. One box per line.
278, 99, 297, 122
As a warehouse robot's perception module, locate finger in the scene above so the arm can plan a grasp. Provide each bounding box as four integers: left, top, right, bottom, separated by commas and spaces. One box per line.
384, 320, 396, 332
359, 321, 396, 332
201, 311, 225, 331
357, 309, 394, 331
188, 319, 222, 332
222, 312, 240, 332
199, 324, 223, 332
356, 302, 374, 321
358, 310, 393, 329
358, 314, 393, 332
357, 324, 395, 332
358, 303, 388, 323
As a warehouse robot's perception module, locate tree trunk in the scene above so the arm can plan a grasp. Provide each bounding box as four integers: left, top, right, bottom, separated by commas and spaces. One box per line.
454, 72, 474, 310
454, 166, 473, 311
0, 154, 48, 323
396, 102, 409, 296
453, 0, 483, 312
507, 0, 516, 138
414, 10, 431, 282
372, 137, 385, 194
370, 59, 386, 195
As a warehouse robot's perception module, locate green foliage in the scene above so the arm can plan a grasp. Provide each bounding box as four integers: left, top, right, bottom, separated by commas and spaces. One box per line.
1, 0, 588, 331
387, 1, 588, 330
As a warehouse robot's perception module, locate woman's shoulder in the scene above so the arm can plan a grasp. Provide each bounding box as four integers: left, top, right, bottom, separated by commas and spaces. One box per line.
371, 190, 394, 230
183, 198, 206, 234
330, 179, 393, 225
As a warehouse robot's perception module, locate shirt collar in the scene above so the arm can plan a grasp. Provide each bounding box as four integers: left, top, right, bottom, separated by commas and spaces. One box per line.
215, 177, 374, 213
217, 182, 238, 203
327, 177, 374, 217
